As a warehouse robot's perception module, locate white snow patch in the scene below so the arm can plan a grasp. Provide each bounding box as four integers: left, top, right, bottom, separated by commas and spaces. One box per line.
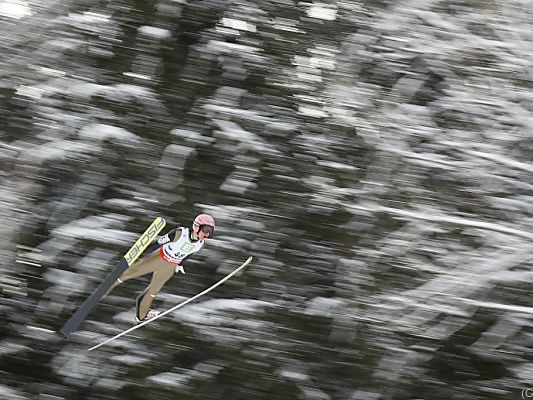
111, 354, 149, 365
96, 378, 127, 391
213, 119, 282, 156
205, 40, 265, 62
138, 25, 171, 39
207, 40, 258, 54
148, 372, 189, 388
305, 297, 345, 317
170, 128, 210, 145
123, 72, 152, 80
202, 104, 298, 132
461, 148, 533, 174
68, 11, 110, 24
0, 0, 31, 19
174, 299, 270, 325
113, 84, 156, 99
102, 198, 141, 208
306, 3, 337, 21
221, 17, 257, 32
21, 140, 96, 164
43, 268, 87, 291
29, 65, 67, 77
69, 82, 158, 101
78, 123, 140, 143
460, 299, 533, 316
69, 82, 108, 97
219, 175, 257, 194
52, 214, 135, 245
15, 85, 44, 99
278, 368, 309, 381
44, 39, 84, 52
272, 17, 304, 33
0, 383, 26, 399
317, 160, 358, 171
298, 105, 329, 118
0, 340, 29, 355
301, 386, 331, 400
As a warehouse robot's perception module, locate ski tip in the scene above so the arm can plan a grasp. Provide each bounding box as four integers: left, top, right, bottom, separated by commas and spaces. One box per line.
243, 256, 253, 267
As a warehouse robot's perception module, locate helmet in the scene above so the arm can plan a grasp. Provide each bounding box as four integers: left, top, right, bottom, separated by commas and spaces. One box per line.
193, 214, 215, 236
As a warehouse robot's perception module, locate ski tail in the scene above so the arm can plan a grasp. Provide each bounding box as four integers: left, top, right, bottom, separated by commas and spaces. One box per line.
59, 217, 166, 338
88, 256, 253, 351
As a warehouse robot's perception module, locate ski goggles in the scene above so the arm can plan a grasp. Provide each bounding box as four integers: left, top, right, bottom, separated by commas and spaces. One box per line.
199, 224, 215, 236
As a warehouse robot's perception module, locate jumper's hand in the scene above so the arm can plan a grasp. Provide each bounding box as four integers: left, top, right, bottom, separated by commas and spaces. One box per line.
157, 234, 171, 245
175, 265, 185, 274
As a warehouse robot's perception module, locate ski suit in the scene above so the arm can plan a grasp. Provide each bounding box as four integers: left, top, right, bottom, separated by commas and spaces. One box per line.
109, 227, 205, 320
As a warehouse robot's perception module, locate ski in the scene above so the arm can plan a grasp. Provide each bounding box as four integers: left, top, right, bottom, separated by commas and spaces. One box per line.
59, 217, 166, 338
88, 256, 253, 351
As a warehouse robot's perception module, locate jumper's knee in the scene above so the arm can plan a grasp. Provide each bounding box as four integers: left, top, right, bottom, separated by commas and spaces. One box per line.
111, 278, 123, 289
105, 278, 124, 297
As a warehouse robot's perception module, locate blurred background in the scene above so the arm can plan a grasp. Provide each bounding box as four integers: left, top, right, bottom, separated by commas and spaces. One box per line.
0, 0, 532, 399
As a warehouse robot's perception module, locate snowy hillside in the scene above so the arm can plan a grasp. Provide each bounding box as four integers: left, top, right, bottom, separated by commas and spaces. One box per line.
0, 1, 532, 399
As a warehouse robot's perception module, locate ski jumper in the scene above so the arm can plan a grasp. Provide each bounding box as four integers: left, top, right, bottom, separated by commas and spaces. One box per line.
110, 227, 205, 320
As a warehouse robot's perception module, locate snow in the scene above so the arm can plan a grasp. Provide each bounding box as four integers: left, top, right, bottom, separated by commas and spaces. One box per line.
278, 368, 309, 381
298, 105, 328, 118
51, 214, 135, 245
213, 119, 282, 156
304, 296, 345, 317
0, 341, 29, 355
219, 160, 260, 194
173, 299, 271, 326
138, 25, 171, 39
66, 82, 107, 97
78, 123, 140, 143
102, 198, 141, 209
202, 104, 298, 132
67, 82, 158, 102
1, 0, 532, 397
44, 39, 85, 52
123, 72, 152, 80
170, 128, 210, 145
221, 17, 257, 32
113, 84, 157, 99
43, 268, 87, 291
110, 354, 150, 366
300, 386, 331, 400
272, 17, 304, 33
148, 372, 188, 388
460, 299, 533, 316
205, 40, 265, 63
219, 174, 257, 194
0, 0, 31, 19
15, 85, 44, 99
316, 160, 358, 171
306, 3, 337, 21
379, 206, 533, 240
20, 140, 97, 164
0, 383, 26, 399
460, 148, 533, 173
67, 11, 110, 24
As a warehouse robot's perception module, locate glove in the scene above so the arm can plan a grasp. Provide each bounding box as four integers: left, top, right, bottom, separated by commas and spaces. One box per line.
175, 264, 185, 274
157, 234, 172, 245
